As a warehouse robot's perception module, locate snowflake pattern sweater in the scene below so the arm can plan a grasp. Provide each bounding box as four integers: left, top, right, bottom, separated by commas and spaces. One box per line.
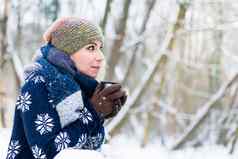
6, 45, 105, 159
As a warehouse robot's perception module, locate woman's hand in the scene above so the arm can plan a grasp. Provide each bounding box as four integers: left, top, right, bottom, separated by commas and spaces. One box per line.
90, 83, 127, 119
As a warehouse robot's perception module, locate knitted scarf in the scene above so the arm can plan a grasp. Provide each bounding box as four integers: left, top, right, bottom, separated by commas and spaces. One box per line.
40, 43, 98, 98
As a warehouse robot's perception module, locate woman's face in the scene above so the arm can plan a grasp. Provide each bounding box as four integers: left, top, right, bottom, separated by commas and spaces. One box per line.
70, 40, 104, 78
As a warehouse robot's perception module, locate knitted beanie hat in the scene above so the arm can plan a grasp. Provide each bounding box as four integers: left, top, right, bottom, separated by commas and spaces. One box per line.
43, 17, 104, 55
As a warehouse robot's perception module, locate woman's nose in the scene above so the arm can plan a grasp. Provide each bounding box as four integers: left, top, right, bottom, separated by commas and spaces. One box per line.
95, 50, 104, 61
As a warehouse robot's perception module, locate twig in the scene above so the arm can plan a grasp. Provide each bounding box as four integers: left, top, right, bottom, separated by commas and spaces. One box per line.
169, 71, 238, 150
106, 5, 180, 133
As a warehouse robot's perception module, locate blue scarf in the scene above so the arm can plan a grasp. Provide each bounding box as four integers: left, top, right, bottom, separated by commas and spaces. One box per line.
40, 43, 98, 98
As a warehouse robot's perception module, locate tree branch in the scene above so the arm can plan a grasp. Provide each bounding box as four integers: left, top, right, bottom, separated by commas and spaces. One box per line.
106, 5, 180, 133
101, 0, 113, 33
121, 0, 157, 85
169, 71, 238, 150
106, 0, 132, 81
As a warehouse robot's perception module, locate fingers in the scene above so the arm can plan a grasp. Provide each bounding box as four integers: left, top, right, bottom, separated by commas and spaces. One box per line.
114, 98, 121, 106
104, 105, 118, 119
120, 94, 127, 105
107, 90, 126, 101
99, 84, 121, 97
94, 83, 104, 94
103, 96, 126, 119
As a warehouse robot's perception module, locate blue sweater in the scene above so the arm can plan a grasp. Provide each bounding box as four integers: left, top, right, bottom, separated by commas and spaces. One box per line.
6, 47, 105, 159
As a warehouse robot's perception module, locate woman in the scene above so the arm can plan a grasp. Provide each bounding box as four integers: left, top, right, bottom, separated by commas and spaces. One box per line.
6, 17, 127, 159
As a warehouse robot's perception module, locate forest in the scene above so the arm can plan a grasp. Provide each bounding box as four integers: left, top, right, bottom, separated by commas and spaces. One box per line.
1, 0, 238, 158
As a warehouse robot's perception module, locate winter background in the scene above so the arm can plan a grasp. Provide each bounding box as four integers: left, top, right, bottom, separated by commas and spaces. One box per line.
1, 0, 238, 158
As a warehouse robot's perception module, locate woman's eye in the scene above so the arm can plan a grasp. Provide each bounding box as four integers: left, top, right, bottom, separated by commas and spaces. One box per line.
87, 45, 95, 51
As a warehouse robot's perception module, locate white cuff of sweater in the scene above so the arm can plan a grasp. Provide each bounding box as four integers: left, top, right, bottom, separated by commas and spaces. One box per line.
56, 90, 84, 128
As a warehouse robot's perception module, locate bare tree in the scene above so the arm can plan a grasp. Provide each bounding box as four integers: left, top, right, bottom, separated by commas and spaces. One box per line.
170, 71, 238, 150
106, 3, 182, 134
41, 0, 60, 22
51, 0, 59, 21
101, 0, 113, 33
0, 0, 11, 128
106, 0, 132, 81
10, 0, 25, 85
121, 0, 156, 86
0, 0, 10, 68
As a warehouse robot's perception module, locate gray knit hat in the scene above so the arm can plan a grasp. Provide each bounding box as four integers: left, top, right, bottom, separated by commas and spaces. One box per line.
43, 17, 104, 55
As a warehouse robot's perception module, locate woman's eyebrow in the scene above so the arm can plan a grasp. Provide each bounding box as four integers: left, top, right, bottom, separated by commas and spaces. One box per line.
88, 42, 97, 46
88, 42, 103, 48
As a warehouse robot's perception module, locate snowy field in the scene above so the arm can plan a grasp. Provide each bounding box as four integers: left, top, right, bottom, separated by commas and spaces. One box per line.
1, 128, 238, 159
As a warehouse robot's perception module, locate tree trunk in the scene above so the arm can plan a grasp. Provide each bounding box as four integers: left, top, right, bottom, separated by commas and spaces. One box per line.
106, 0, 132, 81
170, 72, 238, 150
52, 0, 59, 21
0, 0, 10, 68
106, 3, 181, 133
0, 0, 11, 128
101, 0, 113, 33
122, 0, 156, 86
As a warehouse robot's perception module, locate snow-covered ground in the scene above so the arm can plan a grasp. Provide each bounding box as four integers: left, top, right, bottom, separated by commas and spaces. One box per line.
0, 129, 10, 159
1, 129, 237, 159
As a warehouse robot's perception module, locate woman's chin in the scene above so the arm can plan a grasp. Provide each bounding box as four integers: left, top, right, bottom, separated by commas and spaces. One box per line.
86, 72, 97, 79
89, 70, 99, 78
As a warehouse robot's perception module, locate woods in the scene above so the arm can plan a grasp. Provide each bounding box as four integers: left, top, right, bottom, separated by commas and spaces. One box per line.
1, 0, 238, 153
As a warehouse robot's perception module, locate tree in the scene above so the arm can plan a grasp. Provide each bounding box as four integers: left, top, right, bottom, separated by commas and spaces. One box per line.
0, 0, 11, 128
40, 0, 60, 22
106, 0, 132, 81
101, 0, 113, 33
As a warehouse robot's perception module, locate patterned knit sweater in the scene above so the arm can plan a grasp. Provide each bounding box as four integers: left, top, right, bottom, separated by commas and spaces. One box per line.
6, 46, 105, 159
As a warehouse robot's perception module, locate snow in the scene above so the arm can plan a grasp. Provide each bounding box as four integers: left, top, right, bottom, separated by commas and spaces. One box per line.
0, 129, 11, 159
55, 149, 105, 159
101, 134, 236, 159
0, 129, 237, 159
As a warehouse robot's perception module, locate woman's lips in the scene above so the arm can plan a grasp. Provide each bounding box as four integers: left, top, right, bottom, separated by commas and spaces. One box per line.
91, 66, 100, 73
91, 66, 100, 69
